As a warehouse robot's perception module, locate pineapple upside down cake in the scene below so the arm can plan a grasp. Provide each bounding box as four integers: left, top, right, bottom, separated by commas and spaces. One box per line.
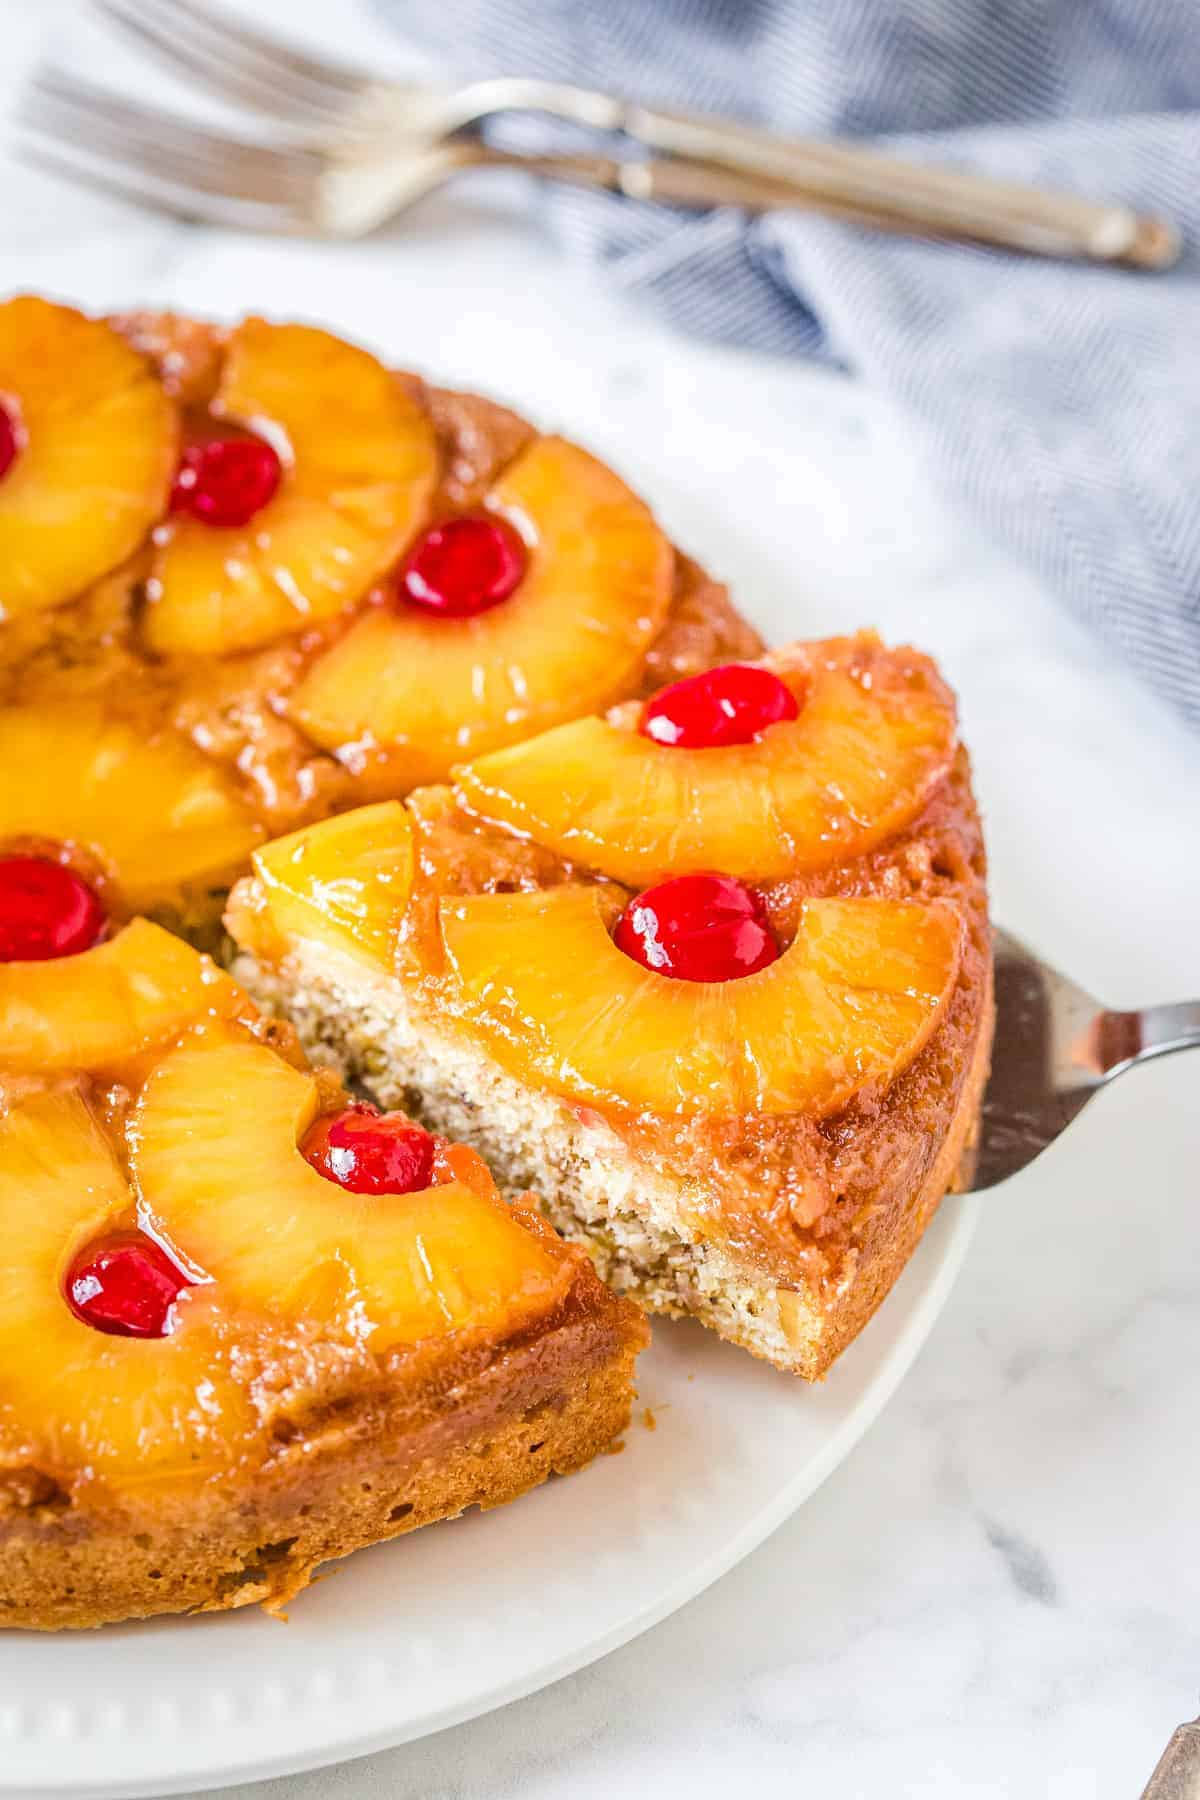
0, 295, 991, 1626
228, 635, 992, 1380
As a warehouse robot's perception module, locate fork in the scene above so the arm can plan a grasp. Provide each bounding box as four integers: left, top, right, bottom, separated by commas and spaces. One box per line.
88, 0, 1177, 266
19, 68, 950, 238
971, 928, 1198, 1192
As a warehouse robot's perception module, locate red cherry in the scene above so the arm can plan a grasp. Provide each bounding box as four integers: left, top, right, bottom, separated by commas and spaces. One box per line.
0, 400, 20, 482
0, 856, 106, 963
614, 873, 780, 982
398, 514, 525, 618
641, 664, 800, 749
302, 1105, 437, 1196
171, 436, 282, 528
65, 1233, 189, 1339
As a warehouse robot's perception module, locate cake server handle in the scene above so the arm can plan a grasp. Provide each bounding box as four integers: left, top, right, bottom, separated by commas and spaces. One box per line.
1140, 1716, 1200, 1798
1086, 999, 1200, 1079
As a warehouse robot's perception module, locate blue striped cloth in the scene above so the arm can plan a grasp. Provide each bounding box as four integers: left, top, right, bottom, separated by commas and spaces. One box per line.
375, 0, 1200, 725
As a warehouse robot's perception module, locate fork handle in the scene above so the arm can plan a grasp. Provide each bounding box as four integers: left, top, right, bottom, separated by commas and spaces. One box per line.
481, 146, 965, 226
1141, 1719, 1200, 1798
615, 101, 1177, 269
423, 78, 1176, 269
459, 146, 1172, 265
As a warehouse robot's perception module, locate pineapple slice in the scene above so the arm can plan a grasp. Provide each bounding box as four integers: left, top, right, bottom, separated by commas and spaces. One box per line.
0, 297, 177, 618
133, 1028, 573, 1348
440, 885, 962, 1117
144, 319, 438, 656
0, 1086, 249, 1485
454, 637, 958, 883
0, 918, 240, 1072
290, 435, 675, 788
0, 700, 261, 911
228, 801, 414, 972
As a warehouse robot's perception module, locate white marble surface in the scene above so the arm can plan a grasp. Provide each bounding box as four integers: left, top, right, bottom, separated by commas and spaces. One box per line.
3, 1, 1200, 1794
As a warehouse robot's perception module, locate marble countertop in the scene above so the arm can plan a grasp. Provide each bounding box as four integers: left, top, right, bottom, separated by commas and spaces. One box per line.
3, 2, 1199, 1794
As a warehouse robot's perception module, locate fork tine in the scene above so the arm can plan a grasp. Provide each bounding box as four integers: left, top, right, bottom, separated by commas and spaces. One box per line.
19, 71, 305, 206
19, 68, 321, 210
163, 0, 366, 100
14, 139, 308, 234
91, 0, 338, 126
90, 0, 363, 125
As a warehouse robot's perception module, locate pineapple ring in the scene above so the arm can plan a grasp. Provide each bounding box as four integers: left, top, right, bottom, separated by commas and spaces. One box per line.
289, 435, 675, 789
144, 319, 439, 657
0, 297, 177, 618
0, 701, 262, 913
0, 1086, 251, 1485
133, 1028, 573, 1348
243, 801, 414, 972
0, 918, 241, 1072
440, 885, 963, 1118
453, 637, 958, 884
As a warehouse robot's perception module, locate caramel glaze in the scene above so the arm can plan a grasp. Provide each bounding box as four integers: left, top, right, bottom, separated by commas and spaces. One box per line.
0, 312, 758, 936
392, 722, 989, 1309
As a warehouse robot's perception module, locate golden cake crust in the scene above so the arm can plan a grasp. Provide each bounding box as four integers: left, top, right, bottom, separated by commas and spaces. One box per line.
0, 1226, 645, 1632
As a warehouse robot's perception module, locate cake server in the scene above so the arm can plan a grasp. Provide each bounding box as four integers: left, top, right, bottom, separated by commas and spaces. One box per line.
88, 0, 1178, 267
970, 927, 1199, 1191
1141, 1713, 1200, 1797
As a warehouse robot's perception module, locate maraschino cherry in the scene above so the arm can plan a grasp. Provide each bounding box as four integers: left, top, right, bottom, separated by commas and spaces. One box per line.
0, 401, 20, 483
302, 1104, 437, 1196
397, 514, 525, 618
171, 436, 282, 528
614, 873, 780, 982
0, 855, 106, 962
65, 1233, 189, 1339
641, 663, 799, 749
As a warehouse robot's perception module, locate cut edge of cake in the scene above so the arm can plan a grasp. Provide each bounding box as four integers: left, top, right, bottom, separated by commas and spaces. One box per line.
232, 936, 992, 1381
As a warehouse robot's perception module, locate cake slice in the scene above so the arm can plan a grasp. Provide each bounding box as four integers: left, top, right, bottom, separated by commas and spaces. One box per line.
0, 854, 645, 1631
227, 634, 994, 1381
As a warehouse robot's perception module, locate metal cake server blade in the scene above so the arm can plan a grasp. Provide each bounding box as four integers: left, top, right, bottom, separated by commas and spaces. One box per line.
1141, 1714, 1200, 1797
970, 927, 1200, 1192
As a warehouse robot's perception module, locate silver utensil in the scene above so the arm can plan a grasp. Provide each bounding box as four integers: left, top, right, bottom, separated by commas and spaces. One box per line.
90, 0, 1178, 266
971, 928, 1199, 1192
16, 68, 918, 238
1141, 1714, 1200, 1798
